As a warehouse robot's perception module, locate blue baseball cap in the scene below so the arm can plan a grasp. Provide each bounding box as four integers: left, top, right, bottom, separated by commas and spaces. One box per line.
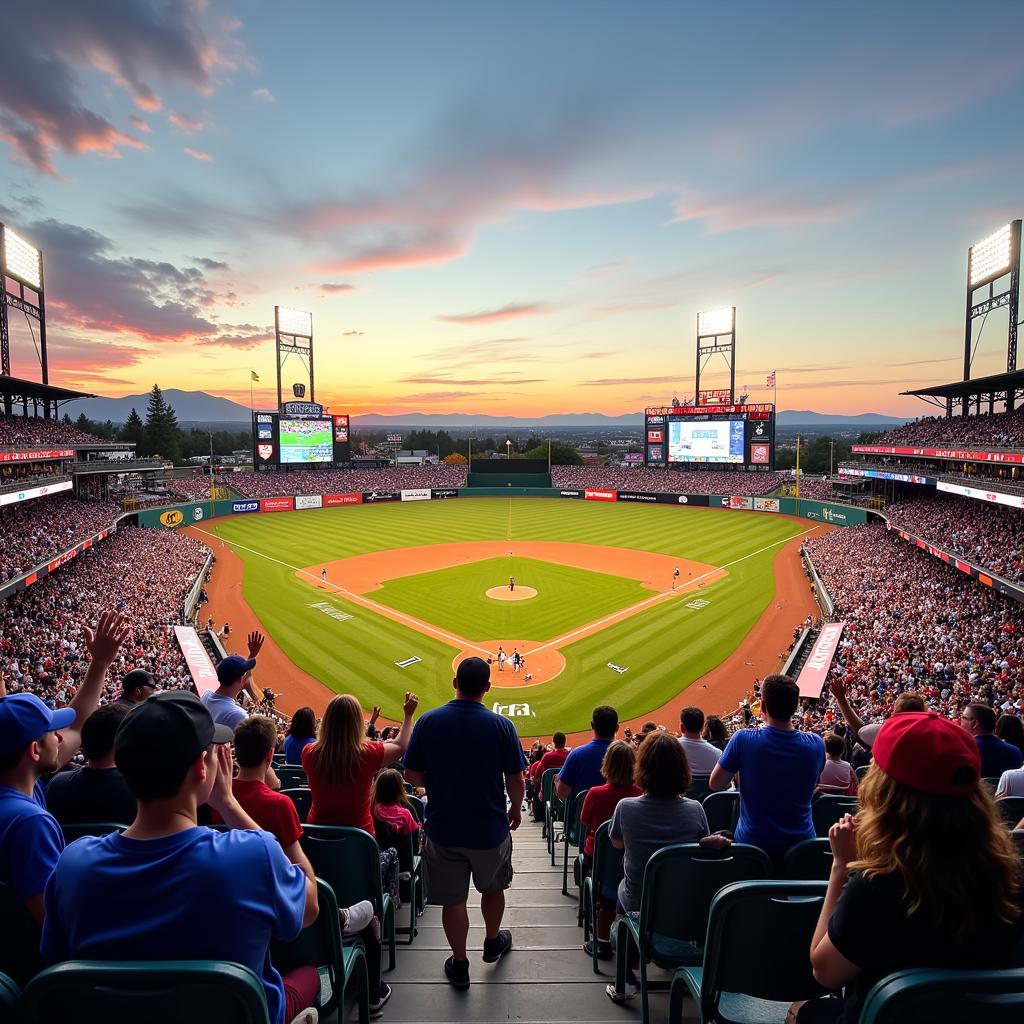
0, 693, 76, 757
216, 654, 257, 685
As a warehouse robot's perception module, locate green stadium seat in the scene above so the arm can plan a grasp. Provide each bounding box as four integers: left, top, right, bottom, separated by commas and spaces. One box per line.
280, 787, 312, 824
612, 843, 773, 1024
996, 796, 1024, 830
392, 831, 423, 944
855, 764, 871, 780
687, 774, 712, 802
668, 880, 829, 1024
581, 821, 624, 974
276, 765, 307, 789
858, 968, 1024, 1024
21, 960, 271, 1023
701, 790, 740, 834
407, 793, 425, 824
271, 877, 369, 1023
812, 795, 858, 837
0, 972, 18, 1024
0, 881, 41, 988
60, 821, 128, 843
782, 838, 834, 881
562, 787, 589, 896
300, 825, 396, 972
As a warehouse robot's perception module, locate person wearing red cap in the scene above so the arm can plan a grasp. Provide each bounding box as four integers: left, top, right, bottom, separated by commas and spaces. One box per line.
790, 711, 1022, 1024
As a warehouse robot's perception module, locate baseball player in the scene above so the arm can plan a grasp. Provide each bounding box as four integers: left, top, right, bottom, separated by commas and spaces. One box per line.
672, 566, 680, 590
321, 568, 328, 585
497, 647, 507, 672
509, 575, 515, 592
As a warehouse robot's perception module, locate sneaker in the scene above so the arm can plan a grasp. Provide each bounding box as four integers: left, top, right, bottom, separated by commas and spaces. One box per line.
288, 1010, 318, 1024
341, 899, 374, 936
482, 929, 513, 963
369, 983, 391, 1019
444, 955, 470, 989
605, 981, 638, 1003
583, 938, 613, 961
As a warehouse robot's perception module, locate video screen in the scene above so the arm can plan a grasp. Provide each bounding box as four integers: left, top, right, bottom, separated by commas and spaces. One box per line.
668, 419, 745, 464
279, 418, 333, 464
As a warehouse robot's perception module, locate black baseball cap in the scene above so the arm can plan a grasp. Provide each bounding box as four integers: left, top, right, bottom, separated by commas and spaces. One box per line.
115, 691, 234, 785
121, 669, 157, 696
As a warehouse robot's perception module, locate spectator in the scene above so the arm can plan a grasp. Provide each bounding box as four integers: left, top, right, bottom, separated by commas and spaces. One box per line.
284, 706, 317, 764
961, 702, 1024, 778
817, 734, 858, 796
793, 712, 1021, 1024
702, 714, 729, 751
995, 763, 1024, 798
403, 657, 527, 989
371, 767, 421, 852
995, 713, 1024, 758
200, 631, 265, 730
579, 740, 642, 960
678, 706, 722, 773
45, 704, 136, 826
113, 668, 157, 708
529, 732, 571, 819
829, 680, 926, 749
710, 674, 825, 867
41, 692, 321, 1024
555, 705, 618, 802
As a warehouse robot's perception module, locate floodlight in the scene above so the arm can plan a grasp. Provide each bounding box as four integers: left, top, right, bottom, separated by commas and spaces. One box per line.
697, 306, 735, 336
276, 305, 313, 336
3, 227, 42, 290
969, 223, 1012, 287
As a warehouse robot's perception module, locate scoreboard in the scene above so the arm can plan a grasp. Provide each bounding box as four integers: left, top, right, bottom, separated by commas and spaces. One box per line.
252, 407, 351, 470
645, 404, 774, 471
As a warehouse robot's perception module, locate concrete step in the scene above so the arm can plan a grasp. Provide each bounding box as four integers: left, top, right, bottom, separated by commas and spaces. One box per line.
464, 885, 577, 908
409, 923, 585, 951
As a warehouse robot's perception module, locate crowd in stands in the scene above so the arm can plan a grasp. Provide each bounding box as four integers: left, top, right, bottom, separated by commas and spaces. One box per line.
874, 409, 1024, 449
0, 496, 119, 585
229, 464, 467, 498
0, 463, 68, 492
0, 416, 106, 448
885, 495, 1024, 582
551, 466, 788, 494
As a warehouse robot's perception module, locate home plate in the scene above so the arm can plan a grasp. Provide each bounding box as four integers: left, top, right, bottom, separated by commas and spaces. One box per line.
485, 586, 537, 601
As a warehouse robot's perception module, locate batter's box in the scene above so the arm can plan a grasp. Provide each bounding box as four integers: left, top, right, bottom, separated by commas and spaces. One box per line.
686, 598, 711, 609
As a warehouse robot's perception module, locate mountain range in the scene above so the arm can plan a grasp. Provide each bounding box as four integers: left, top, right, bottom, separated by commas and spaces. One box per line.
62, 390, 908, 428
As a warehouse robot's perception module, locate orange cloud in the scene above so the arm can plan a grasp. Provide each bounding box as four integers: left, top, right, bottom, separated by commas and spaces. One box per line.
436, 302, 554, 325
318, 233, 470, 274
184, 147, 213, 162
170, 112, 204, 134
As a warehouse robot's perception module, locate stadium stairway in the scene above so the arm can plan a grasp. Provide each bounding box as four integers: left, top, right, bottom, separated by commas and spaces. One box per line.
372, 818, 689, 1024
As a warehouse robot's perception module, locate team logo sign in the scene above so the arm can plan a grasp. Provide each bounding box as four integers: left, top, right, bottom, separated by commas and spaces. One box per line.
257, 444, 274, 461
159, 509, 184, 528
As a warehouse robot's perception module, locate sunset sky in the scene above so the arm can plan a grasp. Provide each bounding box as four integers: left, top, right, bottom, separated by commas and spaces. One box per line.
2, 2, 1022, 418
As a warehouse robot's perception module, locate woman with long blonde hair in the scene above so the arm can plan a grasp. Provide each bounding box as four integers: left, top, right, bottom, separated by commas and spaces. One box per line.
303, 690, 418, 834
791, 711, 1022, 1024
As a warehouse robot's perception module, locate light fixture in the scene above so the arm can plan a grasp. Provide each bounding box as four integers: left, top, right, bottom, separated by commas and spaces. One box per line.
969, 223, 1012, 287
276, 305, 313, 337
697, 306, 735, 336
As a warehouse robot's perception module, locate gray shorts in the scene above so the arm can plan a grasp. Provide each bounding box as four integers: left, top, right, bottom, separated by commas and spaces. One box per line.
422, 834, 514, 906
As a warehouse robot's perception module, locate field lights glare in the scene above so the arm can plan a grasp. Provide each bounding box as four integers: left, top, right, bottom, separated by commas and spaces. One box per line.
697, 306, 735, 336
969, 223, 1013, 287
276, 305, 313, 337
3, 227, 42, 290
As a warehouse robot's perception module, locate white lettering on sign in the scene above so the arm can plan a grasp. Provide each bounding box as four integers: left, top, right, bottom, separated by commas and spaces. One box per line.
607, 663, 629, 675
492, 702, 534, 717
307, 601, 353, 623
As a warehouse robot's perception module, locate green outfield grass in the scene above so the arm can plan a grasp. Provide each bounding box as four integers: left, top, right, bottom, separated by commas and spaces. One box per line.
198, 497, 808, 734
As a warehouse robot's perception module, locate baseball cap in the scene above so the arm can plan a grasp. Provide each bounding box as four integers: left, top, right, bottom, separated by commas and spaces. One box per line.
0, 693, 76, 758
216, 654, 256, 685
872, 711, 980, 797
115, 691, 234, 783
121, 669, 157, 696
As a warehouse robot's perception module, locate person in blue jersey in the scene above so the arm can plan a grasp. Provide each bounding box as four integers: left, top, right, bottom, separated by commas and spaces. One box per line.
555, 704, 618, 802
42, 690, 320, 1024
283, 705, 317, 764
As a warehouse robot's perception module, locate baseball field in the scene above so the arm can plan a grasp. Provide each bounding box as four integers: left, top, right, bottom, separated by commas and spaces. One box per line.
190, 496, 815, 737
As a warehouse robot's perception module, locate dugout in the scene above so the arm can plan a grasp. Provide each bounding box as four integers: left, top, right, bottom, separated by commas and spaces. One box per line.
467, 458, 552, 488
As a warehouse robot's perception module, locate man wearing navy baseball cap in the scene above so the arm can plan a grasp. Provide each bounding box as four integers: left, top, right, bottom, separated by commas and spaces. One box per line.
0, 610, 129, 933
200, 630, 265, 730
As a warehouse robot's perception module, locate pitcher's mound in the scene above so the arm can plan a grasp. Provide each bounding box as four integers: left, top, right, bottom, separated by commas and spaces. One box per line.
486, 585, 537, 601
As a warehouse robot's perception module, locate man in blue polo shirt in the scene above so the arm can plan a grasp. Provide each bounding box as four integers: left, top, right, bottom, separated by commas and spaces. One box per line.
710, 674, 824, 866
404, 657, 527, 990
555, 705, 618, 802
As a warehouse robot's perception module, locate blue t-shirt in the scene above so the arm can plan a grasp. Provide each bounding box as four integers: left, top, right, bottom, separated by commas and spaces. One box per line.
404, 699, 527, 849
719, 726, 825, 855
0, 780, 64, 902
557, 738, 613, 793
976, 735, 1024, 778
41, 827, 306, 1024
283, 734, 314, 765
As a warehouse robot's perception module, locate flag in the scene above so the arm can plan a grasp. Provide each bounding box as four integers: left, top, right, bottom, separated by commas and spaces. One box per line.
766, 371, 776, 388
250, 370, 260, 382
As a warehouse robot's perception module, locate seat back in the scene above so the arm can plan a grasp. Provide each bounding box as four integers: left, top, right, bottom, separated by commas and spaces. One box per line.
408, 794, 425, 824
0, 972, 19, 1024
540, 767, 559, 806
60, 822, 128, 844
700, 881, 828, 1019
0, 882, 41, 987
21, 961, 270, 1024
782, 838, 834, 881
859, 968, 1024, 1024
640, 843, 772, 962
276, 765, 307, 789
301, 825, 386, 918
701, 790, 740, 834
1012, 830, 1024, 860
996, 797, 1024, 830
855, 764, 871, 780
687, 774, 712, 803
813, 794, 858, 837
590, 821, 625, 901
281, 787, 312, 824
564, 788, 590, 846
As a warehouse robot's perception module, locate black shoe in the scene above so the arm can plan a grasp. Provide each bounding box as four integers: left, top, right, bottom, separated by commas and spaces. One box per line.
584, 938, 613, 961
444, 956, 470, 989
369, 983, 391, 1019
482, 929, 513, 964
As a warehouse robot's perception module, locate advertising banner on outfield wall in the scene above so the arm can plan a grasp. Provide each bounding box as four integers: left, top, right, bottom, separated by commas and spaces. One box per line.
260, 497, 294, 513
325, 492, 363, 506
231, 500, 260, 514
728, 496, 753, 510
295, 495, 323, 510
616, 491, 660, 502
558, 489, 583, 499
0, 448, 75, 463
431, 489, 459, 499
173, 625, 219, 697
754, 498, 780, 512
140, 502, 212, 528
796, 621, 846, 699
0, 479, 73, 508
363, 490, 401, 503
584, 488, 617, 502
401, 488, 432, 502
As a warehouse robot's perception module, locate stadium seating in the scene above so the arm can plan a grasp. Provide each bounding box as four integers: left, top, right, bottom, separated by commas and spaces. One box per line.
560, 787, 589, 896
857, 967, 1024, 1024
702, 790, 740, 833
812, 795, 858, 837
581, 821, 625, 974
873, 410, 1024, 449
782, 838, 834, 881
59, 822, 128, 843
552, 466, 788, 495
0, 973, 18, 1024
0, 416, 107, 447
229, 465, 466, 498
280, 787, 312, 824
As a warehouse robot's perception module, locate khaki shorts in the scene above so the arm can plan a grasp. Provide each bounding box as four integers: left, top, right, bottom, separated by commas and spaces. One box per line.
422, 834, 514, 906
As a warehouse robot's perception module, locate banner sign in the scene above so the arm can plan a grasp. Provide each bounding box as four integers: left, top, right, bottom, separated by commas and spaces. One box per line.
145, 503, 210, 529
363, 490, 401, 503
647, 430, 664, 443
558, 489, 583, 498
231, 500, 260, 514
839, 467, 933, 484
852, 444, 1024, 465
616, 491, 659, 502
173, 625, 219, 697
0, 479, 73, 508
754, 497, 780, 512
325, 492, 363, 506
257, 443, 274, 461
728, 495, 753, 510
431, 488, 459, 499
936, 480, 1024, 509
295, 494, 323, 510
584, 488, 617, 502
750, 444, 771, 465
622, 453, 644, 463
260, 496, 294, 512
796, 621, 846, 698
280, 401, 324, 417
0, 448, 74, 463
401, 488, 432, 502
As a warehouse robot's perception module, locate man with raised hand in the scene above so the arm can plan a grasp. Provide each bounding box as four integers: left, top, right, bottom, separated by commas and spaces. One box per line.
403, 657, 527, 989
201, 629, 265, 730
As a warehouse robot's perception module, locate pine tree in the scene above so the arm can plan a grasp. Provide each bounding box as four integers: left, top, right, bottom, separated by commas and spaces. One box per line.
145, 385, 180, 463
121, 408, 146, 450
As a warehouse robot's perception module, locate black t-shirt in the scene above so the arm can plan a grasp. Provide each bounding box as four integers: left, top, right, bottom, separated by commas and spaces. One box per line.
45, 766, 136, 826
828, 870, 1021, 1022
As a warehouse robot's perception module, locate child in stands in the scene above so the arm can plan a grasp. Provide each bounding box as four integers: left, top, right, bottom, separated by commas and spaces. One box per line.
372, 767, 421, 853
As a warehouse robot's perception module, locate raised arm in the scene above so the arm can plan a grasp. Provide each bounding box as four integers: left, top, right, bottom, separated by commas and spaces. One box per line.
382, 692, 419, 762
828, 679, 864, 740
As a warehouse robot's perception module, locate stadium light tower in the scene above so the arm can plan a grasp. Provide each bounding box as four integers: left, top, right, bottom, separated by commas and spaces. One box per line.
963, 220, 1021, 381
696, 306, 736, 404
274, 305, 314, 411
0, 223, 48, 385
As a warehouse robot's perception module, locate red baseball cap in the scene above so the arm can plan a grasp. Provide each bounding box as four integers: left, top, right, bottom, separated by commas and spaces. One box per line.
872, 711, 980, 797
